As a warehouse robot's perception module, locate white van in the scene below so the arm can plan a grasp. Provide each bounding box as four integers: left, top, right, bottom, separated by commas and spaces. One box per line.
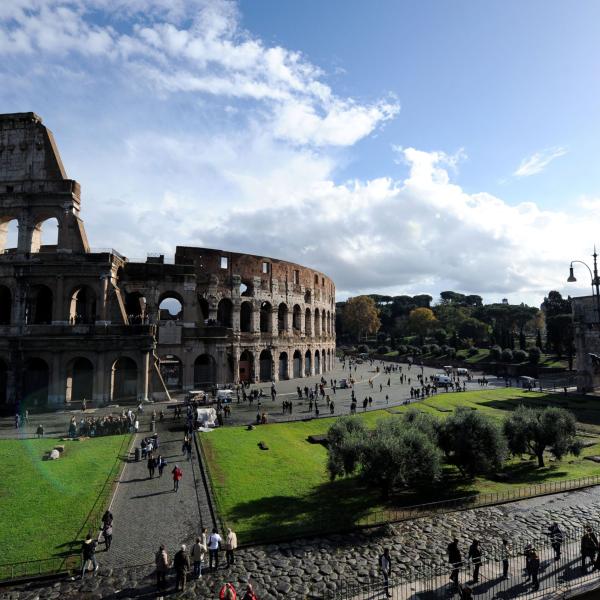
216, 389, 233, 403
456, 368, 469, 376
432, 374, 452, 386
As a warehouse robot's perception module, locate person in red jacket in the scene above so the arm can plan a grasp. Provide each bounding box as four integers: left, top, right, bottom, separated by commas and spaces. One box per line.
172, 464, 183, 492
219, 582, 237, 599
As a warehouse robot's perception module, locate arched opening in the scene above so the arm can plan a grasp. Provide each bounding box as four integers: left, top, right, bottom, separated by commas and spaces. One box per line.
304, 350, 312, 376
240, 301, 253, 332
259, 349, 272, 381
159, 293, 183, 322
278, 303, 288, 334
125, 292, 146, 324
278, 352, 288, 380
315, 350, 321, 374
240, 281, 253, 297
23, 357, 49, 406
0, 359, 8, 405
0, 218, 19, 253
293, 350, 302, 378
322, 348, 327, 372
314, 309, 321, 337
26, 285, 53, 324
327, 349, 331, 371
0, 286, 11, 324
217, 298, 233, 328
260, 301, 272, 333
239, 349, 254, 383
32, 217, 59, 253
69, 286, 96, 324
198, 297, 210, 324
194, 354, 216, 387
65, 357, 94, 403
160, 355, 183, 390
304, 308, 312, 336
304, 289, 311, 304
293, 304, 301, 332
111, 357, 138, 401
326, 312, 330, 335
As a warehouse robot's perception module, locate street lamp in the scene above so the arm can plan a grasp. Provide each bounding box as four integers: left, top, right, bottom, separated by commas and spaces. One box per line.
567, 247, 600, 323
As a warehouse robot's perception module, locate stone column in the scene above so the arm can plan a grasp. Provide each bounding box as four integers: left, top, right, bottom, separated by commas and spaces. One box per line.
93, 353, 106, 405
271, 308, 279, 338
52, 275, 66, 324
252, 351, 260, 383
232, 299, 241, 332
251, 304, 261, 334
140, 351, 151, 401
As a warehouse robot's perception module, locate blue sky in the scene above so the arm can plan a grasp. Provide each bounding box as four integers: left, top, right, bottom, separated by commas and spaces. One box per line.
1, 0, 599, 304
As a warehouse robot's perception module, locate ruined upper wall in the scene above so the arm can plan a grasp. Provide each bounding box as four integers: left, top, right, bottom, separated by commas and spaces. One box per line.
0, 113, 67, 182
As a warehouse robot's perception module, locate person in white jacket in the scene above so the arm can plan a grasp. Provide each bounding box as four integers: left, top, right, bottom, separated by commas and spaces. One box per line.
225, 528, 238, 567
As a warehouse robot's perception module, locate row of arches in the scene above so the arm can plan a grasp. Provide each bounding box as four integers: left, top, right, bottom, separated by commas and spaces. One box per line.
0, 217, 59, 253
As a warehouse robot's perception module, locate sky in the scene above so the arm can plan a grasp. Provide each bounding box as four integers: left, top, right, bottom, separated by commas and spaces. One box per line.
1, 0, 600, 305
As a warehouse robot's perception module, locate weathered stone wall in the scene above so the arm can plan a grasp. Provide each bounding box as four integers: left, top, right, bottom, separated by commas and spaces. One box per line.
572, 295, 600, 392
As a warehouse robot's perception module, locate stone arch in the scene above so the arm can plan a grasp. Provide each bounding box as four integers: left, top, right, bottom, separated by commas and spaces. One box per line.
68, 285, 96, 324
278, 351, 289, 380
198, 296, 210, 323
217, 297, 233, 328
305, 307, 312, 335
259, 349, 273, 382
158, 291, 184, 322
111, 357, 138, 401
0, 285, 11, 324
26, 284, 53, 324
0, 358, 7, 405
240, 300, 253, 332
194, 354, 216, 387
304, 349, 312, 376
314, 349, 321, 374
292, 304, 302, 332
23, 357, 49, 406
260, 301, 272, 333
160, 354, 183, 390
240, 280, 254, 297
304, 289, 311, 304
239, 349, 254, 383
32, 216, 59, 253
314, 308, 320, 337
322, 348, 327, 372
278, 302, 288, 334
65, 356, 94, 403
293, 349, 302, 378
0, 217, 18, 253
125, 292, 146, 324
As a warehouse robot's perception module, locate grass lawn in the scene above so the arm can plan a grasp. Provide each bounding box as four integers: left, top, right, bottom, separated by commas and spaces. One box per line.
0, 435, 128, 565
201, 388, 600, 543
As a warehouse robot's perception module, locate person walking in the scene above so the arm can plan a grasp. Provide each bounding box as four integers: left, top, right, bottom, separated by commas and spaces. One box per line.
81, 532, 98, 577
581, 526, 598, 573
157, 454, 166, 477
173, 544, 190, 592
225, 528, 238, 567
172, 464, 183, 492
208, 528, 222, 571
468, 539, 482, 583
220, 583, 237, 599
147, 455, 156, 479
36, 424, 44, 438
191, 536, 206, 579
548, 522, 563, 561
379, 547, 392, 598
529, 548, 540, 591
448, 537, 462, 586
101, 521, 113, 551
241, 582, 258, 600
155, 544, 169, 591
500, 538, 510, 578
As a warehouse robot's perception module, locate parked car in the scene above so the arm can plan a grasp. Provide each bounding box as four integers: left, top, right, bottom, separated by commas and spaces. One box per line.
339, 378, 350, 389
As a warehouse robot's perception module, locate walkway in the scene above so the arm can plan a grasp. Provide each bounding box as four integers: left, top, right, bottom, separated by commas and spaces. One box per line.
101, 415, 214, 569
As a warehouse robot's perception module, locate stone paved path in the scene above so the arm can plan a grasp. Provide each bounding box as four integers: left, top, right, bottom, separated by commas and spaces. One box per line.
101, 418, 213, 569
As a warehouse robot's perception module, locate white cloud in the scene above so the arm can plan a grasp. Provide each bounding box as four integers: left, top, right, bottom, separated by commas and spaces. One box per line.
514, 146, 567, 177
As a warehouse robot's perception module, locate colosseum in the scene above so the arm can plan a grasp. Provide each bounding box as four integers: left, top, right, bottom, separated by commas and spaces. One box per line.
0, 112, 336, 411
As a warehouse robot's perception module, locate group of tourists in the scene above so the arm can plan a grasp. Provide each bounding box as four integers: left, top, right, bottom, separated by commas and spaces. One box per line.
68, 412, 137, 437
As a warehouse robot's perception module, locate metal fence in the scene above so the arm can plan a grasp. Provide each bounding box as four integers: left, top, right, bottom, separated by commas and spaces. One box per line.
328, 525, 600, 600
0, 433, 132, 583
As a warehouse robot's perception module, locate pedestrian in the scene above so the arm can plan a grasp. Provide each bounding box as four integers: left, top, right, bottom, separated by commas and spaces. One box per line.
36, 424, 44, 438
102, 522, 113, 551
220, 583, 237, 599
81, 532, 98, 577
529, 549, 540, 591
468, 539, 482, 583
173, 544, 190, 592
147, 455, 156, 479
581, 526, 598, 573
548, 522, 563, 561
208, 527, 222, 570
379, 547, 392, 598
226, 527, 238, 567
457, 583, 473, 599
191, 536, 206, 578
500, 538, 510, 578
172, 464, 183, 492
447, 537, 462, 586
157, 454, 166, 477
241, 582, 258, 600
155, 544, 169, 590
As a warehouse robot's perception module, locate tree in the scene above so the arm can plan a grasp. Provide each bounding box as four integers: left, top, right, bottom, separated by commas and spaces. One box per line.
503, 406, 581, 468
341, 296, 381, 341
528, 346, 542, 365
407, 307, 437, 345
438, 408, 507, 477
457, 317, 490, 345
326, 416, 367, 480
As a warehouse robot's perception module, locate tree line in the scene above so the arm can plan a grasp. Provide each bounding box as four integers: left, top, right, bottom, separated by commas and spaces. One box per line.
327, 406, 581, 498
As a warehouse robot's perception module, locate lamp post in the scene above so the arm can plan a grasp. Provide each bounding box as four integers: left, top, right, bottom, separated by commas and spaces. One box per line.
567, 247, 600, 324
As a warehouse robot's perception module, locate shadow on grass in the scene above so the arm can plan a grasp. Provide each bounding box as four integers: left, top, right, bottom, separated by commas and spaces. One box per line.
494, 461, 568, 485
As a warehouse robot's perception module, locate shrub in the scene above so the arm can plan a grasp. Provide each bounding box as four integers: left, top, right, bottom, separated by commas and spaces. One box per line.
429, 343, 441, 355
378, 345, 390, 355
357, 344, 369, 354
421, 344, 430, 354
490, 345, 502, 361
397, 345, 408, 355
528, 346, 542, 365
501, 348, 513, 363
467, 346, 479, 357
446, 347, 456, 358
513, 349, 528, 363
